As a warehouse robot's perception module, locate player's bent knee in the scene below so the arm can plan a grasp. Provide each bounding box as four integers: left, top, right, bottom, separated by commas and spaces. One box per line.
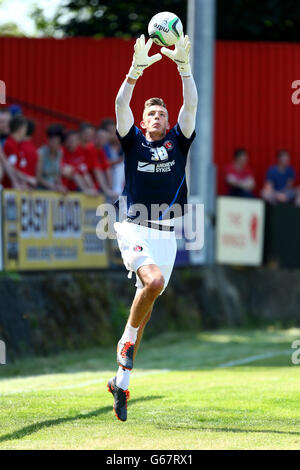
146, 276, 165, 298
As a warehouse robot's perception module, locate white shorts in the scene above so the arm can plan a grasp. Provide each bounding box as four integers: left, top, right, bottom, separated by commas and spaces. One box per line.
114, 220, 177, 294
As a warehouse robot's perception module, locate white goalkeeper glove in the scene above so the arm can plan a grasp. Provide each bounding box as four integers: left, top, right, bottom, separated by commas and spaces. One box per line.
127, 34, 162, 80
161, 34, 191, 77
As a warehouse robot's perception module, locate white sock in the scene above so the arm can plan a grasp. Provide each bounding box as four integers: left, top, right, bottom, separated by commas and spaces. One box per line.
116, 366, 131, 390
121, 323, 139, 344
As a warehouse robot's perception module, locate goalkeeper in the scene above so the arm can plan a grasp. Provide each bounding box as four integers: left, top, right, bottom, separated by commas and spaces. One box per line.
107, 34, 198, 421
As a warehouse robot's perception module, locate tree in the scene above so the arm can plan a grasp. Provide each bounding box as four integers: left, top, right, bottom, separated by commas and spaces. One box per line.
217, 0, 300, 42
32, 0, 300, 42
0, 22, 25, 37
32, 0, 187, 38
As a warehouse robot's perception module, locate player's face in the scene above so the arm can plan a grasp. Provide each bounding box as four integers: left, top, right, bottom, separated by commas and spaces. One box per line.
141, 106, 169, 137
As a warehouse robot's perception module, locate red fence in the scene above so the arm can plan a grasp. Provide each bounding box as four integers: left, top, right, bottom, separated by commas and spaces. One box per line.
1, 37, 300, 194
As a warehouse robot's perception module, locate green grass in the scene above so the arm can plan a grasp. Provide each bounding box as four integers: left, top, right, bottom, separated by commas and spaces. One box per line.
0, 328, 300, 450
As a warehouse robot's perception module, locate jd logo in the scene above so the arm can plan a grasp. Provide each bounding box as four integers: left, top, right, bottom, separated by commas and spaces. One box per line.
150, 146, 168, 162
0, 80, 6, 104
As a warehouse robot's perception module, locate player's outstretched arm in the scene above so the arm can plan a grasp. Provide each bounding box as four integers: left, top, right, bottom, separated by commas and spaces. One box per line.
115, 35, 162, 138
161, 35, 198, 138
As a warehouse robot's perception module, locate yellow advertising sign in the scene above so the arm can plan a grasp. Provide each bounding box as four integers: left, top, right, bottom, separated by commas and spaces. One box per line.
3, 190, 108, 270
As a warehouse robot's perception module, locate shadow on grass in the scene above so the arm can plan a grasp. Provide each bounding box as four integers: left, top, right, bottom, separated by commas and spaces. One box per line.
0, 395, 162, 444
157, 424, 300, 436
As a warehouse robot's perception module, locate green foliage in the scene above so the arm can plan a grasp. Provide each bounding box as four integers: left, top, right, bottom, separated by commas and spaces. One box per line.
31, 0, 300, 42
217, 0, 300, 42
33, 0, 186, 38
0, 22, 25, 37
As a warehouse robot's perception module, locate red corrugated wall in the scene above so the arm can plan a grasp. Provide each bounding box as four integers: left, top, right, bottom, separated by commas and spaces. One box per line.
215, 41, 300, 194
1, 37, 300, 194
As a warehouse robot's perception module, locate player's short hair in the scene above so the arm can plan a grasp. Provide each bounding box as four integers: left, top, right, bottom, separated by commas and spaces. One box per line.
144, 98, 167, 111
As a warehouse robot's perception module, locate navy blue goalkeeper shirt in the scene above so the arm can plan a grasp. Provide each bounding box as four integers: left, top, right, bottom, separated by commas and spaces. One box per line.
116, 123, 195, 220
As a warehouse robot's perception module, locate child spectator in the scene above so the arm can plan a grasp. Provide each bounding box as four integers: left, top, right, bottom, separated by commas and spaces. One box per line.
37, 123, 67, 193
19, 119, 38, 187
3, 115, 36, 189
224, 148, 256, 197
99, 118, 125, 195
78, 122, 116, 198
262, 150, 300, 205
0, 108, 11, 145
62, 130, 97, 196
94, 127, 116, 198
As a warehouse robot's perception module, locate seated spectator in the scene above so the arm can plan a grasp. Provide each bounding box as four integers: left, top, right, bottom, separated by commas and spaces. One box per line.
94, 127, 116, 198
19, 119, 38, 188
37, 123, 67, 193
99, 118, 124, 195
262, 150, 300, 205
0, 108, 11, 145
62, 130, 98, 196
0, 146, 4, 185
224, 148, 256, 197
3, 115, 36, 189
78, 122, 116, 198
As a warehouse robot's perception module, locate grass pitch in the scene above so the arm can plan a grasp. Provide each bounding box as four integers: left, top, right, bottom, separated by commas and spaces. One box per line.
0, 329, 299, 450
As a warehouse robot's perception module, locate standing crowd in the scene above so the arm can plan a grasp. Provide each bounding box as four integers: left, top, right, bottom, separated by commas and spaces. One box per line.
0, 107, 125, 199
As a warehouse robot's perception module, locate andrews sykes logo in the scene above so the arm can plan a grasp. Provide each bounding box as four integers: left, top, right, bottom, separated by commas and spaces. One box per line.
137, 160, 175, 173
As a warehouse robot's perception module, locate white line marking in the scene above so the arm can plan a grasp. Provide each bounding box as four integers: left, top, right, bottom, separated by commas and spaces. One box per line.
217, 350, 292, 368
0, 351, 293, 395
0, 369, 171, 395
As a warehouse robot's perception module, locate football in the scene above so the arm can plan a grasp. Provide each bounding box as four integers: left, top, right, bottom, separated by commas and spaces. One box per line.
148, 12, 183, 47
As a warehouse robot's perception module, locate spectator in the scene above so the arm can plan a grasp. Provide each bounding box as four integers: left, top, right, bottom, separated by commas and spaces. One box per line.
37, 123, 67, 193
0, 108, 12, 145
262, 150, 300, 205
78, 122, 116, 198
62, 130, 97, 196
224, 148, 255, 197
94, 127, 115, 197
0, 146, 5, 185
19, 119, 38, 188
3, 115, 34, 189
99, 118, 125, 195
9, 104, 22, 117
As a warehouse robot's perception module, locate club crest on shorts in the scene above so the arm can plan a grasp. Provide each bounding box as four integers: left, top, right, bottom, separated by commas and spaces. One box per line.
164, 140, 174, 151
133, 245, 143, 252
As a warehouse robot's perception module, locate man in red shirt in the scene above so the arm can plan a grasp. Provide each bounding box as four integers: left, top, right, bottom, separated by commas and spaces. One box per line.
224, 148, 256, 197
62, 130, 97, 195
78, 122, 116, 198
19, 119, 38, 186
3, 115, 36, 189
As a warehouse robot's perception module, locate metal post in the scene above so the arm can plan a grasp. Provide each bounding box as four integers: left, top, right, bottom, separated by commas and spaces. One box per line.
187, 0, 216, 264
